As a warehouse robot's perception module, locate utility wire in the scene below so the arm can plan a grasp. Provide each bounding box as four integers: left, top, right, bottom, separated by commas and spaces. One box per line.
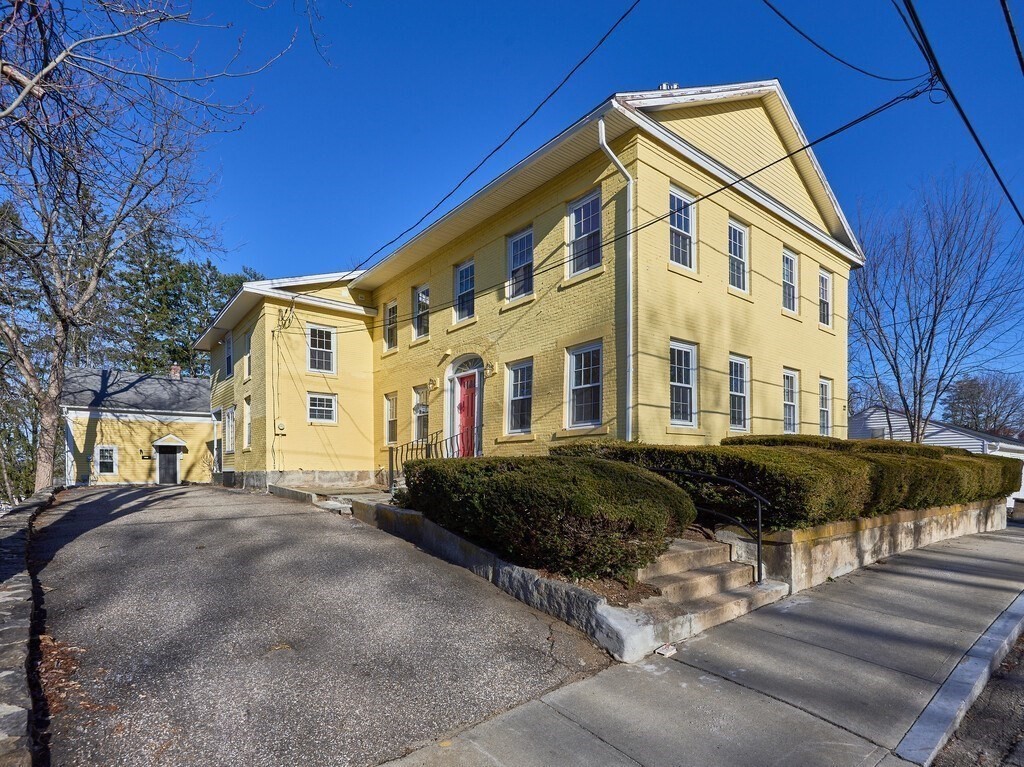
902, 0, 1024, 226
761, 0, 928, 82
283, 78, 935, 340
889, 0, 929, 59
1000, 0, 1024, 78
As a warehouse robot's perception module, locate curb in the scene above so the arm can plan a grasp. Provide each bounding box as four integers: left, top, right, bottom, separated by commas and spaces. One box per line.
896, 588, 1024, 766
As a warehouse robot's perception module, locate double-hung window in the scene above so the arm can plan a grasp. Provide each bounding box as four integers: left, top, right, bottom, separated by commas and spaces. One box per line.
244, 396, 252, 447
728, 220, 748, 292
224, 333, 234, 378
308, 324, 335, 373
507, 359, 533, 434
669, 188, 695, 269
783, 369, 799, 434
384, 392, 398, 444
508, 229, 534, 300
244, 331, 253, 378
669, 341, 697, 426
782, 250, 798, 313
413, 385, 429, 441
308, 392, 337, 423
819, 269, 832, 326
96, 446, 117, 475
412, 285, 429, 339
729, 355, 750, 431
568, 342, 602, 427
383, 301, 398, 350
819, 378, 832, 436
569, 192, 601, 276
224, 407, 236, 453
455, 260, 475, 321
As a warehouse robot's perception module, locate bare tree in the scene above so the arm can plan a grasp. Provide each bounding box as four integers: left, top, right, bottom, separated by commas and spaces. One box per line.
941, 372, 1024, 437
0, 1, 327, 490
851, 172, 1023, 442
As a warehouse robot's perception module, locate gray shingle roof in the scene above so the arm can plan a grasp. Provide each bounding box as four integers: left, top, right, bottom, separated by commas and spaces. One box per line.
61, 368, 210, 414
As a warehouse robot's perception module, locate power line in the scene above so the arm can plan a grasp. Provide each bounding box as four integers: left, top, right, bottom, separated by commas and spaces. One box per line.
889, 0, 928, 59
761, 0, 928, 82
284, 78, 934, 340
902, 0, 1024, 226
1000, 0, 1024, 78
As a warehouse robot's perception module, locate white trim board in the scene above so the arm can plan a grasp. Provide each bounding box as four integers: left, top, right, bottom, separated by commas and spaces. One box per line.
64, 407, 214, 424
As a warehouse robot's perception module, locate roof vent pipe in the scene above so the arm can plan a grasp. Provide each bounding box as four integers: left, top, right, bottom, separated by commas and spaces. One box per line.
658, 82, 680, 91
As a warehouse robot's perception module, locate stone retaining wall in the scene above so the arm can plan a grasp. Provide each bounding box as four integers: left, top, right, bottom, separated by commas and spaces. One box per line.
718, 498, 1006, 593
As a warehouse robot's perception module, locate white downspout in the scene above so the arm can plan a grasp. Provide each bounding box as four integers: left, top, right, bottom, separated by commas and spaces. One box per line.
598, 117, 635, 441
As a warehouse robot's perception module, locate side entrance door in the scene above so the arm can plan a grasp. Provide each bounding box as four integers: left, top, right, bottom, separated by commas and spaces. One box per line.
456, 373, 477, 458
157, 447, 178, 485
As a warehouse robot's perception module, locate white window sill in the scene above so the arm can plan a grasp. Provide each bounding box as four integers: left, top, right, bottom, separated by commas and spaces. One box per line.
728, 287, 754, 304
782, 309, 801, 321
554, 425, 609, 438
818, 324, 836, 335
667, 262, 700, 281
381, 347, 399, 358
666, 425, 701, 435
558, 264, 605, 291
447, 316, 478, 334
410, 335, 431, 348
500, 294, 536, 314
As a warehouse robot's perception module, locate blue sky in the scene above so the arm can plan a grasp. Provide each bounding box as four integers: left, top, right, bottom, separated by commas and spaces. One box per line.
196, 0, 1023, 279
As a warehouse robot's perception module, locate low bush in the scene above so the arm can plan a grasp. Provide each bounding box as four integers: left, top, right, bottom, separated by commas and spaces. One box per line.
721, 434, 951, 459
402, 456, 696, 579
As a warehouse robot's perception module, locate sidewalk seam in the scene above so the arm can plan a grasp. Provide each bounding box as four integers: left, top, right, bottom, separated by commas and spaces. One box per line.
538, 701, 644, 767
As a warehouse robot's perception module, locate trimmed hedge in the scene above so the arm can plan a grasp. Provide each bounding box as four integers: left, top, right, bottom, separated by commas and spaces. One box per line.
403, 456, 697, 579
721, 434, 956, 459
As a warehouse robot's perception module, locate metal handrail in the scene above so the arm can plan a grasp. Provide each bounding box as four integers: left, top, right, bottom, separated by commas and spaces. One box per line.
388, 425, 483, 490
651, 467, 767, 584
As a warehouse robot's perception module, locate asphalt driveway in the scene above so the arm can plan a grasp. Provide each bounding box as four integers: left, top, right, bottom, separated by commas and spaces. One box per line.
32, 486, 608, 767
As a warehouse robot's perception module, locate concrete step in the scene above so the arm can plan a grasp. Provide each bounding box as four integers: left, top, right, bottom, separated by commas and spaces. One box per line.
645, 561, 754, 602
637, 580, 791, 647
637, 538, 731, 581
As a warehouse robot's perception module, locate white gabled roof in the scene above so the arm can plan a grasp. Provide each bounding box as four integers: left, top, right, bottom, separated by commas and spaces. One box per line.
351, 80, 863, 291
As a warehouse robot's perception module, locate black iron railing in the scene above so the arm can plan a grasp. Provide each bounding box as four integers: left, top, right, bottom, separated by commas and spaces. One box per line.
651, 468, 769, 584
388, 425, 483, 490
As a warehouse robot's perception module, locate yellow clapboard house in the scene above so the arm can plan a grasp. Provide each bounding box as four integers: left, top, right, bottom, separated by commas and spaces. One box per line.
194, 80, 862, 489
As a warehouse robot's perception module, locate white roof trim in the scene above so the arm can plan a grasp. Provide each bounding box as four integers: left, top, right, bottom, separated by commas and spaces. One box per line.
245, 270, 364, 290
152, 434, 188, 447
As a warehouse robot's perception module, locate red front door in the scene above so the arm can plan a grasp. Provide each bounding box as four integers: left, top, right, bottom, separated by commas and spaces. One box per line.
456, 373, 477, 457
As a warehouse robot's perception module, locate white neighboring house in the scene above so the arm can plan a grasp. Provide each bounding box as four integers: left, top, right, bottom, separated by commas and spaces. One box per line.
850, 405, 1024, 507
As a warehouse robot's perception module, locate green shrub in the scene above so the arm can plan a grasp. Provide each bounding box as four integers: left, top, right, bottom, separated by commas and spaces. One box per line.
722, 434, 950, 459
403, 456, 696, 579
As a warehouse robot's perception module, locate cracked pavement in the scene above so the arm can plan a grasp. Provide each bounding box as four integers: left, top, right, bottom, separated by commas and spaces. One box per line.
31, 485, 609, 767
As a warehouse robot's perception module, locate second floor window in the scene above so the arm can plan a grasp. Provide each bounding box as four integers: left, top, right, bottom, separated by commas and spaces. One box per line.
729, 355, 749, 431
728, 220, 748, 292
455, 260, 475, 321
308, 325, 335, 372
670, 341, 697, 426
569, 192, 601, 275
413, 285, 430, 339
224, 333, 233, 378
569, 342, 602, 427
245, 331, 253, 378
507, 360, 533, 433
819, 270, 832, 326
508, 229, 534, 300
384, 301, 398, 350
669, 188, 694, 269
783, 370, 798, 434
782, 250, 798, 312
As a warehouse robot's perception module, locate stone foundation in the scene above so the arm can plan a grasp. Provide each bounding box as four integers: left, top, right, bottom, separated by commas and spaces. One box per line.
214, 469, 377, 491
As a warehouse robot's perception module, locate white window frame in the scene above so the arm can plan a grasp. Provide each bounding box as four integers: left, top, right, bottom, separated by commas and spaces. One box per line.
383, 301, 398, 350
782, 249, 799, 313
307, 323, 336, 374
567, 191, 602, 277
669, 341, 698, 427
95, 445, 118, 476
307, 392, 337, 424
819, 269, 833, 327
819, 378, 833, 436
243, 396, 252, 448
728, 219, 749, 292
567, 341, 603, 428
507, 228, 534, 300
224, 406, 236, 453
454, 260, 475, 322
244, 331, 253, 379
669, 187, 696, 270
413, 385, 430, 441
224, 332, 234, 378
728, 355, 750, 432
506, 359, 534, 434
783, 369, 799, 434
384, 392, 398, 445
412, 284, 430, 339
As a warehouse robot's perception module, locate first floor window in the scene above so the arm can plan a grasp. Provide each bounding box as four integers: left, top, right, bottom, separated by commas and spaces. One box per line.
729, 355, 749, 431
569, 342, 602, 427
413, 385, 429, 440
455, 260, 475, 321
569, 192, 601, 275
412, 285, 430, 338
244, 396, 252, 447
782, 250, 798, 312
383, 301, 398, 350
224, 407, 236, 452
385, 392, 398, 444
507, 359, 533, 433
819, 378, 832, 436
819, 269, 832, 326
669, 188, 694, 269
308, 324, 335, 372
728, 220, 748, 291
783, 369, 799, 434
508, 229, 534, 299
96, 446, 117, 475
308, 393, 337, 423
670, 341, 697, 426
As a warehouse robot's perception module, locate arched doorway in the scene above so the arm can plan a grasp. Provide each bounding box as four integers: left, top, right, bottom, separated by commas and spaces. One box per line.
446, 355, 483, 457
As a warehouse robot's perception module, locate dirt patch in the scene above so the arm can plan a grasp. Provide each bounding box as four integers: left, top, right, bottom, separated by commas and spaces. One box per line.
538, 571, 658, 607
36, 634, 85, 717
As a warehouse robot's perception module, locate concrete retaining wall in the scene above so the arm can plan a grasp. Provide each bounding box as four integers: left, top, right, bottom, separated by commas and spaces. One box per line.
220, 470, 376, 491
718, 498, 1007, 593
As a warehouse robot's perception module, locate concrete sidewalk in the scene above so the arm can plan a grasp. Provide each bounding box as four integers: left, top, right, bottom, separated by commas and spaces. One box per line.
390, 526, 1024, 767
